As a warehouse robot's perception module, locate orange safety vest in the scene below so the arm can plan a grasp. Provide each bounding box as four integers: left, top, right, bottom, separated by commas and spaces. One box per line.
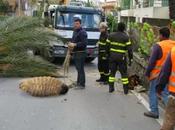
149, 40, 175, 80
168, 47, 175, 93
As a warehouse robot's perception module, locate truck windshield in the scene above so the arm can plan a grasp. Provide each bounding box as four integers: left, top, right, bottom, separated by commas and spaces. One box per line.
56, 12, 101, 29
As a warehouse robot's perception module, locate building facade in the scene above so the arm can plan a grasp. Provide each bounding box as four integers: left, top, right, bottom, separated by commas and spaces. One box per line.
119, 0, 170, 26
101, 0, 117, 14
7, 0, 34, 16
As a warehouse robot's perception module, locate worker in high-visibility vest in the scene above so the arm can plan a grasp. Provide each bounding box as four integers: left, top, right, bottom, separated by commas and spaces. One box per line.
156, 47, 175, 130
144, 27, 175, 119
107, 22, 133, 94
96, 22, 109, 84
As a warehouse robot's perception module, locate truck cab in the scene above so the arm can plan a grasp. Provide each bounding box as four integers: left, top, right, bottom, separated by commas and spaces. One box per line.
46, 5, 104, 62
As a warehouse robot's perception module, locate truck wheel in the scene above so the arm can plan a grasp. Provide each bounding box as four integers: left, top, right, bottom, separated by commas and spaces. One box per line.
85, 58, 95, 63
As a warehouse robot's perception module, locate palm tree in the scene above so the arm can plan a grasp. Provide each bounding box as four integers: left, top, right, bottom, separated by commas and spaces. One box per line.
0, 0, 10, 15
169, 0, 175, 20
0, 16, 63, 77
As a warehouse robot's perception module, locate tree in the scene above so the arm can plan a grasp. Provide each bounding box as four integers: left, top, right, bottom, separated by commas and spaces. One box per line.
0, 0, 10, 15
169, 0, 175, 20
0, 16, 63, 77
83, 0, 96, 7
106, 14, 118, 33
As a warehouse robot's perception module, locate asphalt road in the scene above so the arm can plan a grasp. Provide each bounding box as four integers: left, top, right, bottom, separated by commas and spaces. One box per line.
0, 59, 160, 130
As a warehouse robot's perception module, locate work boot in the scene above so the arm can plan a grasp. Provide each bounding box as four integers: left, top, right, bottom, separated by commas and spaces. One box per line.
144, 111, 159, 119
103, 75, 109, 85
96, 74, 105, 82
123, 85, 129, 95
109, 85, 115, 93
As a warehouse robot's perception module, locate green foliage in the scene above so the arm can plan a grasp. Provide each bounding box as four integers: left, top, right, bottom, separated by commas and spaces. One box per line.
130, 21, 175, 57
0, 16, 62, 77
129, 22, 141, 51
0, 55, 58, 77
83, 0, 96, 7
0, 15, 9, 21
0, 0, 10, 14
172, 21, 175, 28
139, 23, 156, 56
106, 14, 118, 33
129, 22, 157, 57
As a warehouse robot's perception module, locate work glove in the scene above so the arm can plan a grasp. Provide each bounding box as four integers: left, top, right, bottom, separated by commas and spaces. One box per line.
128, 59, 133, 66
68, 42, 76, 51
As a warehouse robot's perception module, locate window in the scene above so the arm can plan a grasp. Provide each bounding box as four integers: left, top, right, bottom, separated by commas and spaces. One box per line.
56, 12, 101, 29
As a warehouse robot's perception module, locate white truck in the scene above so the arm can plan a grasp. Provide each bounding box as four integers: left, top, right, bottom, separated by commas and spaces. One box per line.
44, 5, 104, 62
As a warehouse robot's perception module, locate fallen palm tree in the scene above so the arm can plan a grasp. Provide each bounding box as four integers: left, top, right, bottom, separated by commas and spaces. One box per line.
19, 76, 69, 97
0, 16, 63, 77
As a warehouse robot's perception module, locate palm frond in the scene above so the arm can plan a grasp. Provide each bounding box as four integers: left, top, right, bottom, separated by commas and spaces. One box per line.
0, 16, 63, 77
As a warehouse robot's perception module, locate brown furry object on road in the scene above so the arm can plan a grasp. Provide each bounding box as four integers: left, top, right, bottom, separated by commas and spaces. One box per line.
128, 74, 140, 90
19, 76, 69, 97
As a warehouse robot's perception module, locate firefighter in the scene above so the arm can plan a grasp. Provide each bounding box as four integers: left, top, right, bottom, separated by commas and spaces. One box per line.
144, 27, 175, 119
107, 22, 133, 94
96, 22, 109, 84
156, 47, 175, 130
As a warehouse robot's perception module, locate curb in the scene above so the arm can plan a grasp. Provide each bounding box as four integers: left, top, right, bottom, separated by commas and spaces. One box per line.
131, 90, 164, 125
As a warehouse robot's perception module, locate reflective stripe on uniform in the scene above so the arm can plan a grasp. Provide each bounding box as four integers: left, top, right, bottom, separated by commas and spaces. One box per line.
168, 47, 175, 93
106, 39, 111, 43
99, 50, 106, 53
126, 41, 131, 45
102, 57, 107, 60
121, 78, 128, 81
104, 73, 110, 76
98, 41, 106, 46
123, 81, 129, 84
109, 77, 116, 82
110, 48, 126, 53
100, 72, 104, 74
121, 78, 129, 84
111, 42, 126, 47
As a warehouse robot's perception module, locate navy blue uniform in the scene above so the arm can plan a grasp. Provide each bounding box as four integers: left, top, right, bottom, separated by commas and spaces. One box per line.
97, 31, 109, 82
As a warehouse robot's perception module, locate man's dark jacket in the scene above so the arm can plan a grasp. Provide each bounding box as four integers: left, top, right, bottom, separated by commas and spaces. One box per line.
71, 27, 88, 52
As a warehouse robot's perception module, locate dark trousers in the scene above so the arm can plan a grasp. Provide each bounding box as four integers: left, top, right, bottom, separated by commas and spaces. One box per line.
98, 56, 109, 80
73, 52, 86, 86
108, 53, 129, 87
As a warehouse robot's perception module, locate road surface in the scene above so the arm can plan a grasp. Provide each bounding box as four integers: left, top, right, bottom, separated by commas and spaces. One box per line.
0, 59, 161, 130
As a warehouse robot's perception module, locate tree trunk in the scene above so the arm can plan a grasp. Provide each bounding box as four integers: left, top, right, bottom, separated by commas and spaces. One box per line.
169, 0, 175, 20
